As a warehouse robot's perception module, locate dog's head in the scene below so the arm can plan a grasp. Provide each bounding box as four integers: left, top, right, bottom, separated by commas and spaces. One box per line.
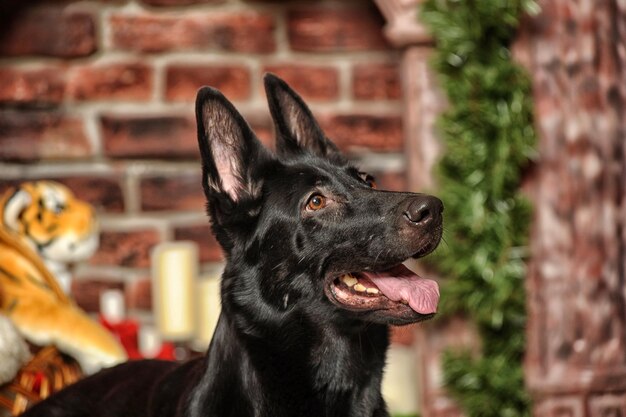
196, 74, 442, 327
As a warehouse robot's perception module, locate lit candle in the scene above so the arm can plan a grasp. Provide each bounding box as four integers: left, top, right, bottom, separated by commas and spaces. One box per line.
151, 242, 198, 341
193, 267, 223, 351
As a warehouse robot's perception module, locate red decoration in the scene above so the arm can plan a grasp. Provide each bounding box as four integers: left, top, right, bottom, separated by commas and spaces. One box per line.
99, 315, 176, 361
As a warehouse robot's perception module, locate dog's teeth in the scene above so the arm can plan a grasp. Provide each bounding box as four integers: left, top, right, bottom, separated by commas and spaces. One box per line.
354, 283, 367, 292
366, 287, 380, 295
400, 299, 409, 305
341, 274, 358, 287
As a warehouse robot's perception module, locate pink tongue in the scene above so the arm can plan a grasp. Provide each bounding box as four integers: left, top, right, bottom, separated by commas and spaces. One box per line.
362, 264, 440, 314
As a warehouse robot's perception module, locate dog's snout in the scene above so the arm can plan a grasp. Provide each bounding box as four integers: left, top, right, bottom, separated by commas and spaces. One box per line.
404, 196, 443, 227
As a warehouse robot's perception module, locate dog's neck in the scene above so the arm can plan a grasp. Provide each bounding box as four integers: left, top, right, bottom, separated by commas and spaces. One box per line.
187, 307, 390, 417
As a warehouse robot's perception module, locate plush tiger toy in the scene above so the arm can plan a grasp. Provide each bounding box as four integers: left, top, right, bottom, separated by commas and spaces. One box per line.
0, 181, 126, 376
1, 181, 98, 293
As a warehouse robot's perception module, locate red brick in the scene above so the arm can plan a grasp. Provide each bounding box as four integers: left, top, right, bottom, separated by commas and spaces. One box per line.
0, 7, 96, 58
0, 67, 66, 105
165, 65, 250, 102
90, 229, 161, 268
60, 177, 125, 213
255, 128, 273, 148
243, 112, 274, 149
173, 224, 223, 262
0, 177, 124, 213
390, 324, 416, 346
126, 278, 152, 311
100, 114, 197, 159
320, 114, 403, 152
368, 171, 407, 192
353, 63, 401, 100
71, 279, 125, 313
0, 110, 91, 162
287, 7, 389, 52
109, 12, 275, 53
262, 65, 338, 101
140, 0, 225, 5
68, 62, 153, 101
140, 172, 204, 212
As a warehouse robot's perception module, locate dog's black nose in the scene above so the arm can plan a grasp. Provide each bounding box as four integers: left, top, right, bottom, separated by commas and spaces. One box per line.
405, 196, 443, 227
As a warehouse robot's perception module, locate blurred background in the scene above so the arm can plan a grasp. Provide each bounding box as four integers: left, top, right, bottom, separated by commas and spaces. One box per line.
0, 0, 624, 416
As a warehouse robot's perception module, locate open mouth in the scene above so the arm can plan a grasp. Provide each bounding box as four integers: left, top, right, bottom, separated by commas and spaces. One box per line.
325, 264, 440, 324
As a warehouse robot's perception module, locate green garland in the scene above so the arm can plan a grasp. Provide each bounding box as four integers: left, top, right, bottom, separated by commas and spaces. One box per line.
419, 1, 538, 416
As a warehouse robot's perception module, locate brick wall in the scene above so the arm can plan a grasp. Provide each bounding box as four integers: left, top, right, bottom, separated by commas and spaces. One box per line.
0, 0, 405, 319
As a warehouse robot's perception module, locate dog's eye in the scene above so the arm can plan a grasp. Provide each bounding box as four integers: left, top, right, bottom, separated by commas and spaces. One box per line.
306, 194, 327, 211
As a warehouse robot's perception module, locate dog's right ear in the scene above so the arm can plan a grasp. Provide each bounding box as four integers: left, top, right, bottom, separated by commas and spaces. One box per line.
195, 87, 267, 204
264, 73, 345, 163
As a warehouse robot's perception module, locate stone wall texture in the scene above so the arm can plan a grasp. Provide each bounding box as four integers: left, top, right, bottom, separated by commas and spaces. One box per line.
514, 0, 626, 415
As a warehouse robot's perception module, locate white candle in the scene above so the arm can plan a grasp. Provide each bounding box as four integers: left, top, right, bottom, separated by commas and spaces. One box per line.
151, 242, 198, 341
193, 267, 223, 351
138, 325, 162, 359
382, 344, 420, 415
100, 289, 125, 324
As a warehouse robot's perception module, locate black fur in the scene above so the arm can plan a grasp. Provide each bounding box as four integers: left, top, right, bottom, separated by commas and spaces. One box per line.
22, 74, 443, 417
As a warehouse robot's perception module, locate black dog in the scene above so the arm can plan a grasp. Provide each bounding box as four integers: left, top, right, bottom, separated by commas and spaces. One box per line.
23, 74, 443, 417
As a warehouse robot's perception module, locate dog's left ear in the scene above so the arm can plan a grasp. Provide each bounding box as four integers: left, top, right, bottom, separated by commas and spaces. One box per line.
264, 73, 345, 163
196, 86, 268, 203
